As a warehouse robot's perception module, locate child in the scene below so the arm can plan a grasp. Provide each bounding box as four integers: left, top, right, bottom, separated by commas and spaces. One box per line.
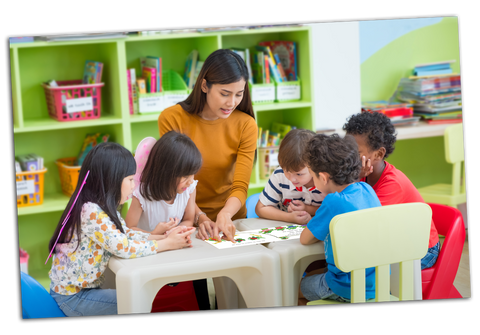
255, 129, 325, 224
343, 112, 440, 269
48, 142, 195, 317
125, 131, 202, 235
298, 134, 381, 305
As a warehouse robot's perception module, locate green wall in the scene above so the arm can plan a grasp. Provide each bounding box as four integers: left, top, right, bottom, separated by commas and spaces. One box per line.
360, 17, 460, 188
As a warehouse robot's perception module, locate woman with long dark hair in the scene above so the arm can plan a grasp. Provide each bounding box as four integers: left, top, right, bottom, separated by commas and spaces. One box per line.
158, 49, 257, 242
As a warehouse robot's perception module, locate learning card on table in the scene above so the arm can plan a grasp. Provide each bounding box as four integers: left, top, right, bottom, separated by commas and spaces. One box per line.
203, 224, 306, 249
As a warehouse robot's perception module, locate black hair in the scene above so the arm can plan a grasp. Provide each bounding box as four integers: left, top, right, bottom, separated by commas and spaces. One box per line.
342, 112, 397, 158
140, 131, 202, 202
48, 142, 136, 254
179, 49, 254, 120
303, 134, 361, 185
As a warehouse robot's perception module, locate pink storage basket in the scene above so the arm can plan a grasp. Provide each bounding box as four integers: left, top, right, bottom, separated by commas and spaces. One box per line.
42, 80, 104, 122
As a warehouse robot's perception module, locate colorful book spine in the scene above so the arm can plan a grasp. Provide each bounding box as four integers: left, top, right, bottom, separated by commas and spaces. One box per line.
137, 79, 146, 94
274, 54, 288, 81
129, 68, 138, 114
127, 69, 134, 115
142, 67, 156, 93
264, 55, 270, 84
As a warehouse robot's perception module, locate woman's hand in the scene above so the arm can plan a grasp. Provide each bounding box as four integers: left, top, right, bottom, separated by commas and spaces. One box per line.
213, 212, 236, 243
196, 216, 216, 240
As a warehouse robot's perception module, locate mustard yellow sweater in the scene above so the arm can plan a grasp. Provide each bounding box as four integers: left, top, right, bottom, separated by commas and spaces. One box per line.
158, 104, 258, 221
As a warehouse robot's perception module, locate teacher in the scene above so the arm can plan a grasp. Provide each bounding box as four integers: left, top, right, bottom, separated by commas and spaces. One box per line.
158, 49, 258, 243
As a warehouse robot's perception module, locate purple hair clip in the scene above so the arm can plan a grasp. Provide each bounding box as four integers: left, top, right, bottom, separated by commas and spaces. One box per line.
45, 170, 90, 265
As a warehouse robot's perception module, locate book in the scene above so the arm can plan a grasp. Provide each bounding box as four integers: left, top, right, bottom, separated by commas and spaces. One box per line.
274, 54, 288, 82
264, 55, 270, 84
259, 41, 297, 81
137, 79, 146, 94
146, 56, 162, 92
142, 67, 156, 93
414, 60, 456, 68
231, 48, 254, 84
76, 133, 110, 166
36, 32, 127, 42
414, 68, 453, 77
83, 60, 103, 84
257, 127, 263, 147
260, 129, 269, 147
426, 119, 462, 125
126, 69, 134, 115
140, 57, 160, 92
271, 122, 292, 140
17, 154, 43, 171
130, 69, 139, 114
256, 45, 283, 83
204, 225, 307, 249
183, 50, 198, 90
192, 61, 204, 87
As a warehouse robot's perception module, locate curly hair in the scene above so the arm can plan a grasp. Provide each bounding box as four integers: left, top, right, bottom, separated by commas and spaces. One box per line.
303, 134, 361, 185
342, 112, 397, 158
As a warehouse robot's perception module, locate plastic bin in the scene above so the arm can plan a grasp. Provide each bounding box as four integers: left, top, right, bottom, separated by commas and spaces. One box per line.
259, 146, 280, 179
249, 82, 275, 104
274, 77, 301, 102
42, 80, 104, 122
16, 168, 47, 207
139, 70, 189, 114
55, 158, 81, 197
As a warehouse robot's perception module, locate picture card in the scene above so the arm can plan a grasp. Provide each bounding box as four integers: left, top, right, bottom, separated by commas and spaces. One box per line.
203, 224, 306, 249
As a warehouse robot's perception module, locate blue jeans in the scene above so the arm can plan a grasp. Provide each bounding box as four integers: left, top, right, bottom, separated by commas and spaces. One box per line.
50, 288, 117, 317
300, 272, 350, 302
421, 241, 441, 270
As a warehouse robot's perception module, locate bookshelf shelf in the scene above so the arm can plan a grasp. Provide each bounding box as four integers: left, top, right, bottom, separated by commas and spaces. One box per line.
11, 26, 315, 283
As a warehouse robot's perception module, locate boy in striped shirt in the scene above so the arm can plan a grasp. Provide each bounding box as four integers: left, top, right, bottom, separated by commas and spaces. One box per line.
256, 129, 325, 224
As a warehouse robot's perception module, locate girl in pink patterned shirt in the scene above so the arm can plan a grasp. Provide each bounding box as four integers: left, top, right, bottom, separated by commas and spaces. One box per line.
48, 142, 195, 316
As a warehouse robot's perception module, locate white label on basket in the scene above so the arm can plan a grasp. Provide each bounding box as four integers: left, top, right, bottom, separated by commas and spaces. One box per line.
163, 94, 188, 109
65, 97, 93, 113
139, 96, 164, 113
16, 180, 34, 196
277, 85, 300, 100
269, 152, 279, 167
252, 86, 275, 102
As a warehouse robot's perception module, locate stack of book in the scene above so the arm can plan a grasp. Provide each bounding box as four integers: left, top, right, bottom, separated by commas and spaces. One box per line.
258, 122, 293, 147
411, 60, 455, 78
395, 73, 462, 125
126, 56, 163, 114
83, 60, 103, 84
251, 41, 298, 85
16, 154, 44, 172
183, 50, 203, 90
361, 101, 419, 127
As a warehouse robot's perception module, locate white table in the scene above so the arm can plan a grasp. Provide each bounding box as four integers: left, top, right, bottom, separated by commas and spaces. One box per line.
107, 237, 283, 314
234, 218, 423, 305
234, 218, 326, 306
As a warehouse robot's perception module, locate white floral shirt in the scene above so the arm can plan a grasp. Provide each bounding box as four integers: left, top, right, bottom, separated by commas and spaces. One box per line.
49, 202, 158, 295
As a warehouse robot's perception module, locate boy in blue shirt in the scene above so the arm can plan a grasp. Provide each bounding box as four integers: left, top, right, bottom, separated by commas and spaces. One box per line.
298, 133, 382, 305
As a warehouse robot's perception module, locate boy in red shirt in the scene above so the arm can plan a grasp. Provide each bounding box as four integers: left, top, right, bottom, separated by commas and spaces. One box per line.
343, 112, 440, 269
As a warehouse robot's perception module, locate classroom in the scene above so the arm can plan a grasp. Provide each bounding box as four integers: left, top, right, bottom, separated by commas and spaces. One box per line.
10, 16, 470, 319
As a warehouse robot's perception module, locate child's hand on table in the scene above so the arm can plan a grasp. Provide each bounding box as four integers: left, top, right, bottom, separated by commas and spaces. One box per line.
288, 200, 306, 213
153, 217, 179, 235
290, 210, 312, 225
166, 226, 195, 249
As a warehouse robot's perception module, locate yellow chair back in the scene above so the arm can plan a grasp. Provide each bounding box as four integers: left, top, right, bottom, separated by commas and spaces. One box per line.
307, 203, 431, 305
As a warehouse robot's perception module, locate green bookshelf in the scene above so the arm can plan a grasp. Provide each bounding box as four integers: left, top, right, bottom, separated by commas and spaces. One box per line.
11, 26, 315, 288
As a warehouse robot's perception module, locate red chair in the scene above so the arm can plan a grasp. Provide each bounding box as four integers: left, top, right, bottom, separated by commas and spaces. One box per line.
151, 281, 199, 313
422, 203, 466, 300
